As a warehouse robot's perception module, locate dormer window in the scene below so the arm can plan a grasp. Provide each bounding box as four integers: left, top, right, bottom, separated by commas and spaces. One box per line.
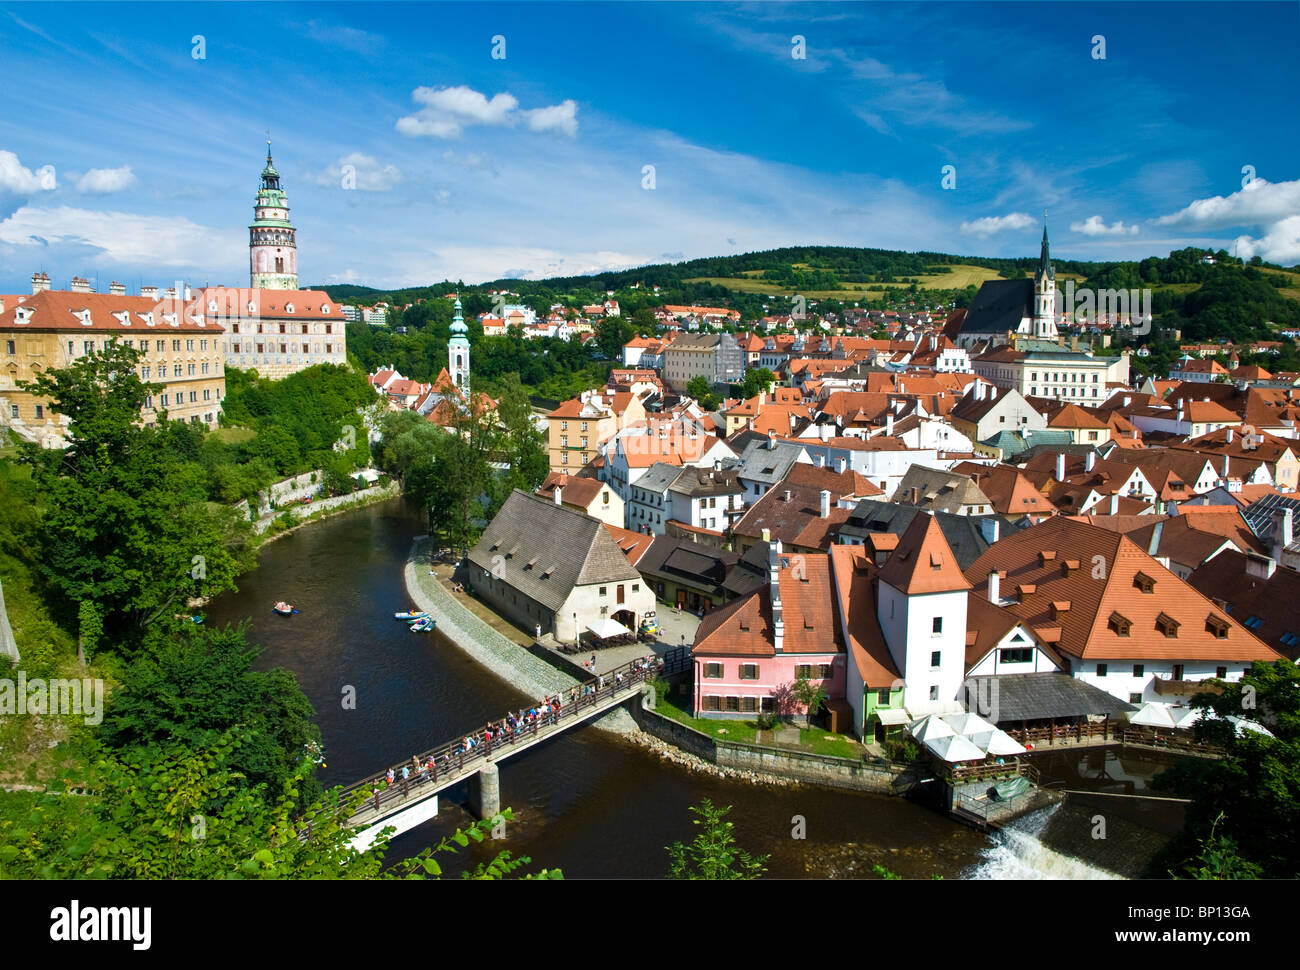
1205, 615, 1229, 640
1050, 600, 1071, 621
78, 310, 93, 326
285, 303, 295, 313
163, 313, 178, 328
208, 300, 218, 312
1038, 550, 1056, 566
1133, 572, 1156, 594
1108, 611, 1132, 637
1060, 559, 1079, 576
1155, 612, 1180, 638
142, 313, 155, 327
322, 304, 330, 313
114, 311, 131, 327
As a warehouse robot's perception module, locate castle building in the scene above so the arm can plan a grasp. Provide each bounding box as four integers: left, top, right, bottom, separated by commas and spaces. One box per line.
212, 144, 346, 379
249, 142, 298, 290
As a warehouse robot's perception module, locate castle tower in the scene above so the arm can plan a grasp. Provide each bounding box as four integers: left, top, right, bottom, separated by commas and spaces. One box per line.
1032, 219, 1057, 340
249, 141, 298, 290
449, 297, 470, 391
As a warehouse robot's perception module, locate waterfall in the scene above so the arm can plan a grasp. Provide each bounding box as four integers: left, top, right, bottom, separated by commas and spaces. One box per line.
964, 803, 1121, 880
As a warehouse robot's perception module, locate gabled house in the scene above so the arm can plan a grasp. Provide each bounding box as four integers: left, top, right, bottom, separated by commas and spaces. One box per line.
466, 490, 654, 642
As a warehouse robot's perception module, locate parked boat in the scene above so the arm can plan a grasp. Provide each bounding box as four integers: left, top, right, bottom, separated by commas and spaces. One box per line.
410, 616, 435, 632
273, 601, 299, 616
395, 610, 430, 620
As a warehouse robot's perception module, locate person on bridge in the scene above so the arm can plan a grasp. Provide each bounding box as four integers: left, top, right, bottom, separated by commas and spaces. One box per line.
386, 767, 395, 787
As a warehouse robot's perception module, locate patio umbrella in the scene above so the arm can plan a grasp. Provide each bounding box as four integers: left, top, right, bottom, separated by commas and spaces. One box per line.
587, 617, 632, 639
1227, 716, 1276, 738
967, 729, 1028, 757
909, 714, 956, 743
942, 711, 997, 737
1129, 702, 1180, 729
925, 733, 986, 763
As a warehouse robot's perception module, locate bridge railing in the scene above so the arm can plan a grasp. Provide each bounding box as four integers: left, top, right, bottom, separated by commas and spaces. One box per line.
339, 649, 683, 821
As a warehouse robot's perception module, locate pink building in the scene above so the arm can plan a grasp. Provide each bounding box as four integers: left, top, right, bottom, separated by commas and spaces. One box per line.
691, 535, 845, 718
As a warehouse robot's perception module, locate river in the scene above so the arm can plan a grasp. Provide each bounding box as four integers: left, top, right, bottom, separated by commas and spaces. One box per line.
204, 498, 1182, 879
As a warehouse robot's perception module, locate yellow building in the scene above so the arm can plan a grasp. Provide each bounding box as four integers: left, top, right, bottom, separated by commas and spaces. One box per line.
545, 389, 646, 472
1, 289, 226, 447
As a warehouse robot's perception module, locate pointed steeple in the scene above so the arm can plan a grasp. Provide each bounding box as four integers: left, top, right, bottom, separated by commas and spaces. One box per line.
450, 297, 468, 339
1037, 216, 1054, 282
448, 296, 470, 391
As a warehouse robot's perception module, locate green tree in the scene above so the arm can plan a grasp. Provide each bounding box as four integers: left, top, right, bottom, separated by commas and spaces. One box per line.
666, 799, 768, 880
792, 677, 829, 724
17, 342, 252, 647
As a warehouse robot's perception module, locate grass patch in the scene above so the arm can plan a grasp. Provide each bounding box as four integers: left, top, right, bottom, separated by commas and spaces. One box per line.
656, 691, 864, 758
212, 426, 256, 445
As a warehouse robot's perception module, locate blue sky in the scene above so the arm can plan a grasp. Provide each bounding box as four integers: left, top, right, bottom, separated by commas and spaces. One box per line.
1, 1, 1297, 293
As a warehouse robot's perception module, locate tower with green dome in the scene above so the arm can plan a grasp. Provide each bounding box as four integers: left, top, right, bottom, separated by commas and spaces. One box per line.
449, 297, 471, 391
249, 140, 299, 290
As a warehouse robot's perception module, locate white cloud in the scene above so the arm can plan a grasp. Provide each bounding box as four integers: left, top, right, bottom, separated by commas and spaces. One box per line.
1235, 216, 1300, 266
959, 212, 1035, 237
304, 19, 383, 55
523, 100, 578, 137
0, 150, 56, 193
1071, 214, 1139, 237
395, 85, 578, 139
306, 153, 403, 191
0, 205, 243, 268
1154, 178, 1300, 264
75, 166, 137, 194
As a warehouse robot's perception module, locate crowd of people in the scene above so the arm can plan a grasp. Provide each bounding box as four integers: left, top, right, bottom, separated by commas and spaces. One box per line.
367, 654, 664, 806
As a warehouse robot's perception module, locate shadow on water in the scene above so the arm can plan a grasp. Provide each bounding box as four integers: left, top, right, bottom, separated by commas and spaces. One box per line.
204, 499, 1186, 879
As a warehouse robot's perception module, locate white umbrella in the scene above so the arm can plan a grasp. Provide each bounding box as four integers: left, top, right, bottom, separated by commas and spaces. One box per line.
909, 714, 956, 743
967, 729, 1028, 757
942, 711, 997, 737
925, 733, 986, 763
1227, 716, 1275, 738
1129, 703, 1180, 729
587, 617, 631, 639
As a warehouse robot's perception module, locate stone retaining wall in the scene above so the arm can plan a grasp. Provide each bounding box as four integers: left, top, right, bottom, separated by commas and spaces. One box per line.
629, 702, 925, 795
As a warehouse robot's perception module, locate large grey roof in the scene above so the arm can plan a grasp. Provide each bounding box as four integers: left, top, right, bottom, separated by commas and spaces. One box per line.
466, 490, 641, 613
732, 437, 807, 486
633, 462, 685, 495
958, 673, 1136, 723
839, 499, 1014, 570
1244, 492, 1300, 545
637, 536, 738, 596
958, 278, 1033, 336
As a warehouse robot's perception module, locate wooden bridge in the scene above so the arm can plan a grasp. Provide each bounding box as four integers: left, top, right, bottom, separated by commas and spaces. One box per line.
336, 647, 689, 849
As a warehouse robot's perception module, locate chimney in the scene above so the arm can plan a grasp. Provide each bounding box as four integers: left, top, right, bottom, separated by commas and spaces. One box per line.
814, 453, 825, 468
1176, 406, 1184, 425
820, 423, 831, 442
836, 457, 847, 474
784, 489, 792, 503
109, 281, 126, 296
1245, 552, 1277, 580
768, 536, 784, 653
820, 489, 831, 519
886, 412, 894, 437
974, 383, 984, 402
1273, 508, 1294, 559
1225, 428, 1234, 444
1055, 452, 1066, 482
1085, 451, 1096, 472
988, 570, 1000, 605
141, 285, 158, 300
767, 430, 777, 450
1109, 492, 1119, 515
553, 485, 562, 505
1123, 395, 1131, 407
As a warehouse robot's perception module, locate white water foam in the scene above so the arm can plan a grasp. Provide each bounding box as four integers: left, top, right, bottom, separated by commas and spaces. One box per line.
964, 804, 1121, 880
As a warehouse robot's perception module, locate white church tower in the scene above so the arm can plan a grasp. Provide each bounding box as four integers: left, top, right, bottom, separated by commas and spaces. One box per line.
448, 297, 470, 391
874, 513, 972, 715
1032, 218, 1058, 340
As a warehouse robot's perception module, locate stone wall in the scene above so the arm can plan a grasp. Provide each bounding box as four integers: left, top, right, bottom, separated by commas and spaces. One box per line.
629, 702, 925, 795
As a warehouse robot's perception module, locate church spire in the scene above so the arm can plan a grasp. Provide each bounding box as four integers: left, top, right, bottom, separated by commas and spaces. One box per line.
1037, 214, 1054, 282
448, 296, 470, 391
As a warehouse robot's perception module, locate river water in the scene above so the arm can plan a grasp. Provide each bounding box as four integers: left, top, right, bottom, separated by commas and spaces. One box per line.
204, 498, 1181, 879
